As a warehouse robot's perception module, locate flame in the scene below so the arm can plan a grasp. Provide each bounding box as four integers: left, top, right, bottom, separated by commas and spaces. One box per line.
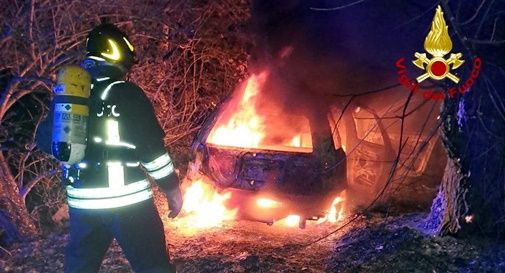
277, 192, 346, 227
256, 198, 281, 208
424, 5, 453, 57
175, 180, 346, 231
315, 192, 346, 225
282, 215, 301, 227
207, 72, 267, 149
326, 196, 345, 223
290, 135, 302, 147
206, 71, 313, 153
175, 178, 237, 232
178, 69, 348, 232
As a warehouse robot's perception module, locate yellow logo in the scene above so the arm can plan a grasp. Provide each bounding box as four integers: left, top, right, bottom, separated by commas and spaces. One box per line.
101, 39, 121, 61
413, 5, 464, 83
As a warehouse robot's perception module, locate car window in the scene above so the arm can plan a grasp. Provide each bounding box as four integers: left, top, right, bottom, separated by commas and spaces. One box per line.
352, 107, 385, 146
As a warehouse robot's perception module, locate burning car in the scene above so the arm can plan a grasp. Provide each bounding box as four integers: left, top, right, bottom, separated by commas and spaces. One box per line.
184, 71, 444, 228
185, 71, 347, 227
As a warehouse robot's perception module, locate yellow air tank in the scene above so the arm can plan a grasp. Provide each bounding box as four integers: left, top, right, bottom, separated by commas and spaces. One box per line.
52, 65, 91, 164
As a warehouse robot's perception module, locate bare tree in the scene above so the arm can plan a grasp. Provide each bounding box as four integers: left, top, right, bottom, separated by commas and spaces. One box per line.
428, 0, 505, 236
0, 0, 249, 242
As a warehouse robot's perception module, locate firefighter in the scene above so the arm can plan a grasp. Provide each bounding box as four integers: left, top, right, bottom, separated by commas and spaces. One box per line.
36, 23, 182, 273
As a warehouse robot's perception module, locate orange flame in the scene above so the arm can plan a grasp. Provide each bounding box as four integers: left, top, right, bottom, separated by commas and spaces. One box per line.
174, 178, 237, 233
277, 192, 346, 227
175, 178, 346, 232
206, 71, 313, 153
282, 215, 301, 227
207, 72, 267, 149
175, 70, 347, 232
256, 198, 281, 209
325, 195, 345, 223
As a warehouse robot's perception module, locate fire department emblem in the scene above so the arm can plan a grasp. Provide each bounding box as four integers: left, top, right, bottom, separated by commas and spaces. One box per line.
412, 5, 464, 83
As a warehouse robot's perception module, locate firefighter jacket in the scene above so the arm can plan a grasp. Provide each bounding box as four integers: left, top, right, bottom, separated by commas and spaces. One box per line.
37, 73, 178, 210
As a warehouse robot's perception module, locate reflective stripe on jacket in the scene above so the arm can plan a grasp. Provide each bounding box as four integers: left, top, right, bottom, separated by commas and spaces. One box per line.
64, 78, 175, 209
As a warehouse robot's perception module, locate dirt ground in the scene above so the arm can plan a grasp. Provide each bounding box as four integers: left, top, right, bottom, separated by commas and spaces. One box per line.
2, 213, 505, 273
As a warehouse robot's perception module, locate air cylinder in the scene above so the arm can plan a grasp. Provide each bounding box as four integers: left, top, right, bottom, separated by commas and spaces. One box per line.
51, 64, 91, 164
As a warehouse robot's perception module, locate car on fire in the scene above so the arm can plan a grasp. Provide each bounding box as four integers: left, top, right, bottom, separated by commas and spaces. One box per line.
185, 73, 444, 227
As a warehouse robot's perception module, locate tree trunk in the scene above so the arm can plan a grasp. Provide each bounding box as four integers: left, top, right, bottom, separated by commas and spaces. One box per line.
426, 0, 505, 237
429, 66, 505, 237
0, 152, 38, 242
434, 159, 469, 235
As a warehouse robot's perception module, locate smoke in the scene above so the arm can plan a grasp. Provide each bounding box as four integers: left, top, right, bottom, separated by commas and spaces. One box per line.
236, 0, 450, 209
247, 0, 441, 143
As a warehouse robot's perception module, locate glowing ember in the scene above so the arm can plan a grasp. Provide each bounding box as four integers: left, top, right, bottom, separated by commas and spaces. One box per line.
206, 71, 313, 153
176, 178, 237, 231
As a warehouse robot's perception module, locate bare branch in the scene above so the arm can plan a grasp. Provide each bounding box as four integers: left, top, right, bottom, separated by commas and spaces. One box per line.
20, 169, 59, 201
467, 38, 505, 45
310, 0, 367, 11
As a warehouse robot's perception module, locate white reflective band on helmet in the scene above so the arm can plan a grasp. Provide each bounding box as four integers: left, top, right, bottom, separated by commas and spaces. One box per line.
101, 81, 125, 100
67, 188, 153, 209
148, 162, 175, 180
66, 179, 150, 199
142, 153, 172, 171
96, 77, 110, 82
88, 56, 106, 62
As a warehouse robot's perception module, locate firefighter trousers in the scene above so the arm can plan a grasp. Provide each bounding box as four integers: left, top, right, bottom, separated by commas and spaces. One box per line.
64, 199, 175, 273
